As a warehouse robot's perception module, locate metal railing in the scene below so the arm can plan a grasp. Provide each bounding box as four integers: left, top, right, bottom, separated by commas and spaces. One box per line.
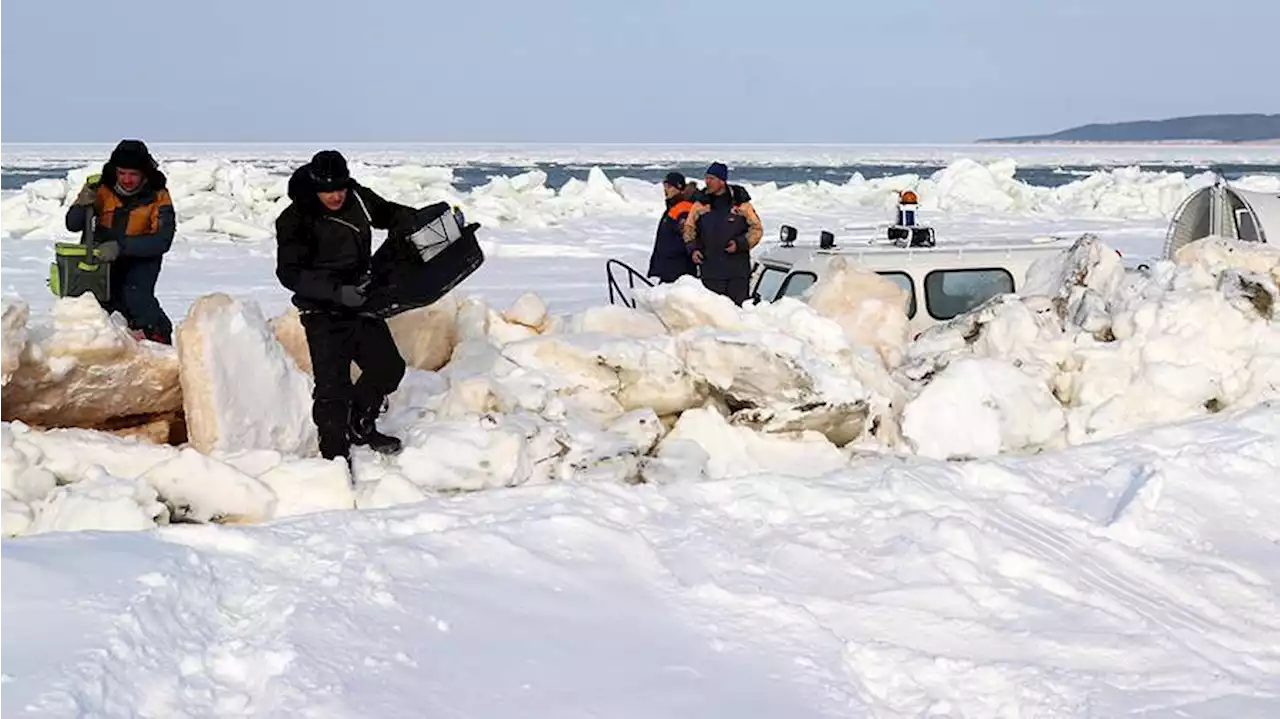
606, 259, 654, 308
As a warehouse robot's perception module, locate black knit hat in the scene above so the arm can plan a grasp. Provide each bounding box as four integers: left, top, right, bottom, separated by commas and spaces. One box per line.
663, 171, 686, 189
307, 150, 351, 191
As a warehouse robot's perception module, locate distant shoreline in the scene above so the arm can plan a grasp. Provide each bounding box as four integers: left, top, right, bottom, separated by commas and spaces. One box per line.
976, 139, 1280, 146
979, 113, 1280, 145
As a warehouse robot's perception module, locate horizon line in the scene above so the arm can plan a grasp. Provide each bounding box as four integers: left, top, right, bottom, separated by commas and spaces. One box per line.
5, 140, 1280, 148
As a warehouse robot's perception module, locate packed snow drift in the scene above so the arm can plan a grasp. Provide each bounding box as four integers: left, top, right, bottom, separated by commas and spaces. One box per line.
5, 156, 1280, 241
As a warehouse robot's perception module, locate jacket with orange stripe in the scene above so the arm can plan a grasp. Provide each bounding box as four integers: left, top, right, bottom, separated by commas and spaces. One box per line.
648, 196, 697, 282
65, 182, 176, 258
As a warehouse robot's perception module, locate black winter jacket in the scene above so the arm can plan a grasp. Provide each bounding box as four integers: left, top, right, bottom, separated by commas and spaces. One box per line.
648, 195, 697, 283
691, 184, 752, 281
275, 167, 414, 312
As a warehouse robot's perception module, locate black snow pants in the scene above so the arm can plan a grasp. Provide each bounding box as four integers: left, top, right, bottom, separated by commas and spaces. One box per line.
106, 256, 174, 343
300, 311, 406, 459
701, 276, 751, 306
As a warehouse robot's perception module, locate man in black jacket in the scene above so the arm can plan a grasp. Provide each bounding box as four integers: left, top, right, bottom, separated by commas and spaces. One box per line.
682, 162, 763, 305
646, 171, 698, 283
275, 150, 414, 462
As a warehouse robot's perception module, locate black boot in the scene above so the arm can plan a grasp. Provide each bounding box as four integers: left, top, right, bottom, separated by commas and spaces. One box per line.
319, 439, 351, 461
349, 401, 403, 455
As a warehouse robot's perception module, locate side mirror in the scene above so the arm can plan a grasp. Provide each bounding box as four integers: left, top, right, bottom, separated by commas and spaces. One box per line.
819, 230, 836, 249
779, 225, 797, 246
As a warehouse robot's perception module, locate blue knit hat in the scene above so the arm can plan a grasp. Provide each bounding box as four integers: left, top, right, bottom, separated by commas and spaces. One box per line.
705, 162, 728, 182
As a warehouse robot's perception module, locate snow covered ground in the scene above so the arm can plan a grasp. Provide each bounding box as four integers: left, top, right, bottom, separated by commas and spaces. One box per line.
3, 145, 1280, 717
5, 405, 1280, 717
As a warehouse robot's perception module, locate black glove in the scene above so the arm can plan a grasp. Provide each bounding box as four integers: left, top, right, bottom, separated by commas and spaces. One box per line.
94, 241, 121, 262
338, 284, 367, 308
389, 203, 432, 237
389, 216, 417, 238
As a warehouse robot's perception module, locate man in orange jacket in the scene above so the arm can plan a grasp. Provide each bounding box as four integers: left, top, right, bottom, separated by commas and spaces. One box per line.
647, 171, 698, 283
65, 140, 176, 343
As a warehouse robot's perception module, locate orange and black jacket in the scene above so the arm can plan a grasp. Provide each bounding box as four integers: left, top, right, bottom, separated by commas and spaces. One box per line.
648, 195, 697, 282
65, 174, 176, 258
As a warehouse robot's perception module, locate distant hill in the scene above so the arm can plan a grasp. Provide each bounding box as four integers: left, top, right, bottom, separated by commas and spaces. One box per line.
979, 114, 1280, 144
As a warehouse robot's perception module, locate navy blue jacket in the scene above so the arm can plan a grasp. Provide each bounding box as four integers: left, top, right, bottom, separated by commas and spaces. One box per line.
648, 196, 697, 283
691, 185, 752, 281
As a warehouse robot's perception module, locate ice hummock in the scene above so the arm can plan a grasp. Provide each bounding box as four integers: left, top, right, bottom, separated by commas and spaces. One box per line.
899, 235, 1280, 458
5, 156, 1279, 240
2, 262, 906, 533
2, 234, 1279, 536
1, 295, 184, 441
0, 274, 860, 533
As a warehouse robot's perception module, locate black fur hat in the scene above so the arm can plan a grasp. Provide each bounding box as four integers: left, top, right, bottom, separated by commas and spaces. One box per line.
102, 139, 166, 189
307, 150, 351, 192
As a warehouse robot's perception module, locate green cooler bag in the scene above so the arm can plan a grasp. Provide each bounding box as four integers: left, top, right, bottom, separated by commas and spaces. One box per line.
49, 242, 111, 303
49, 178, 112, 303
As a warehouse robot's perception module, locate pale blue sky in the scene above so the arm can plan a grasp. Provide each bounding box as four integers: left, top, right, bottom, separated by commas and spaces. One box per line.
3, 0, 1277, 143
